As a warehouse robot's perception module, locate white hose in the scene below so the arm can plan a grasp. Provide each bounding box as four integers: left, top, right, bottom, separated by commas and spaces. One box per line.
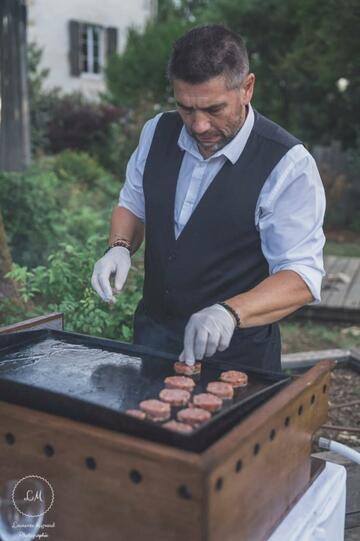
318, 437, 360, 465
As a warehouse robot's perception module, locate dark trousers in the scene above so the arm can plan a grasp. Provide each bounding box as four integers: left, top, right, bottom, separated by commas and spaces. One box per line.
133, 300, 282, 372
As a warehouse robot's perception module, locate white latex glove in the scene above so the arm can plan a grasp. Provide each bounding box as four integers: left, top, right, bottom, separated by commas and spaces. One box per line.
179, 304, 237, 365
91, 246, 131, 303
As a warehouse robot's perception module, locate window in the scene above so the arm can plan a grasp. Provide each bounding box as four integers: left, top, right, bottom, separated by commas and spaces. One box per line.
69, 21, 118, 78
81, 24, 102, 74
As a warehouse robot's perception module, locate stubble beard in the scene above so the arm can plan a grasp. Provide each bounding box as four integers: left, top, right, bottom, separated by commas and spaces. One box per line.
196, 106, 247, 157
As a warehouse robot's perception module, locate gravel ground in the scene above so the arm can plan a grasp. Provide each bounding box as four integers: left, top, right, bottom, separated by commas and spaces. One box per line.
313, 367, 360, 451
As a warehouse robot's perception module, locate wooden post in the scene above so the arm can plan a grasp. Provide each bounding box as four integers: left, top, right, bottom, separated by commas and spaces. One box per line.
0, 0, 31, 171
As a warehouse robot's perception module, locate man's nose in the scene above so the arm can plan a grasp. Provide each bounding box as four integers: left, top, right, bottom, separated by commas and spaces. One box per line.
191, 112, 210, 134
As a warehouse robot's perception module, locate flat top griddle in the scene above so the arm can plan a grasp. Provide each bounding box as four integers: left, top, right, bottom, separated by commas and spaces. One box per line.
0, 329, 291, 452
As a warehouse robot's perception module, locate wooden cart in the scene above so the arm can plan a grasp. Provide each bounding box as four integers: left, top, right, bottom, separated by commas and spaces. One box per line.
0, 314, 333, 541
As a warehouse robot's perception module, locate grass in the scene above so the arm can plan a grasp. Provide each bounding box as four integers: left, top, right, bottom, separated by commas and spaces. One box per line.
296, 236, 359, 354
324, 240, 360, 257
280, 320, 360, 354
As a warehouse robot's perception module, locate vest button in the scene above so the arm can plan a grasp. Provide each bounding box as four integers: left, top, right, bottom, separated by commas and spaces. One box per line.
168, 254, 176, 261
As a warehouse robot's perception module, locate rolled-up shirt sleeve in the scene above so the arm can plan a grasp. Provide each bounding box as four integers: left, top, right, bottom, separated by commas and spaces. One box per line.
118, 112, 163, 222
257, 145, 326, 304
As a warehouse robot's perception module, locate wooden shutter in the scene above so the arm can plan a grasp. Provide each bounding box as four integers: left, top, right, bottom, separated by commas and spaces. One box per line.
106, 27, 118, 59
69, 20, 81, 76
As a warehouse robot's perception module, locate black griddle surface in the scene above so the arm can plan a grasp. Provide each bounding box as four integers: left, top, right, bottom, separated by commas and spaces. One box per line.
0, 330, 291, 452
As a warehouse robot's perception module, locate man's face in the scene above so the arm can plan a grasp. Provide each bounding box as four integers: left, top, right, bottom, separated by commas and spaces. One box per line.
173, 73, 255, 158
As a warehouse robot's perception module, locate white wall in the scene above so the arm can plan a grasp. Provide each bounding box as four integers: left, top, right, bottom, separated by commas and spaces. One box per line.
26, 0, 156, 100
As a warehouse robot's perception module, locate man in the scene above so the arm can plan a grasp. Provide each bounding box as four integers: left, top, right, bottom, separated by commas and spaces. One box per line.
91, 25, 325, 372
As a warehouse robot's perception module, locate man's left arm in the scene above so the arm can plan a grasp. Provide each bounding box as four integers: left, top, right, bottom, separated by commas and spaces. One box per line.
180, 146, 326, 363
226, 146, 326, 326
225, 269, 313, 328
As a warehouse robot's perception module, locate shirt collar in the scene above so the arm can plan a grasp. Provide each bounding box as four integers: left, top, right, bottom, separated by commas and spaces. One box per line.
177, 103, 255, 164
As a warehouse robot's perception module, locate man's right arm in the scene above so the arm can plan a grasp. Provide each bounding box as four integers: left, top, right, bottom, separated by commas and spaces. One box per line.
91, 113, 162, 302
117, 111, 163, 236
108, 112, 164, 254
108, 206, 144, 256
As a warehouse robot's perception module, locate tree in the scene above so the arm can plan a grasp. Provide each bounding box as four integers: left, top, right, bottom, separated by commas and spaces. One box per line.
0, 0, 32, 318
107, 0, 359, 147
105, 18, 193, 107
0, 0, 31, 171
157, 0, 209, 22
202, 0, 360, 147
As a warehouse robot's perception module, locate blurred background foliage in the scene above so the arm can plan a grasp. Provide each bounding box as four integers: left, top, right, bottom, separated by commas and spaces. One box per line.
1, 0, 359, 344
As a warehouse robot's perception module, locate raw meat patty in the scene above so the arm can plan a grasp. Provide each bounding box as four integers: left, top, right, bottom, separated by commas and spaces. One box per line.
163, 420, 193, 433
164, 375, 195, 391
125, 409, 146, 420
177, 407, 211, 426
174, 361, 201, 376
206, 381, 234, 399
220, 370, 248, 387
139, 399, 171, 421
192, 393, 223, 412
159, 388, 191, 406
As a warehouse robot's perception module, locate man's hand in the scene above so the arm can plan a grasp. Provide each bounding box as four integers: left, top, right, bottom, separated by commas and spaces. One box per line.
179, 304, 236, 365
91, 246, 131, 303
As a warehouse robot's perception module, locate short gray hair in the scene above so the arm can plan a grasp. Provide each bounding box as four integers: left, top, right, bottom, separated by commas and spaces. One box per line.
167, 24, 249, 89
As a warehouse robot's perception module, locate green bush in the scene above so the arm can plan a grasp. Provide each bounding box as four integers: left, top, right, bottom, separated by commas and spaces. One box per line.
96, 104, 162, 177
52, 150, 119, 200
1, 237, 144, 341
46, 93, 123, 154
0, 151, 120, 268
345, 139, 360, 231
317, 137, 360, 232
0, 148, 143, 339
0, 166, 61, 268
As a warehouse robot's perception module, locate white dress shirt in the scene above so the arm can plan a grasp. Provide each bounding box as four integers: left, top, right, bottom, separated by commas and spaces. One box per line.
119, 104, 326, 303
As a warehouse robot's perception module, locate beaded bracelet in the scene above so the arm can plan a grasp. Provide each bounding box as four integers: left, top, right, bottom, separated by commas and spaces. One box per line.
104, 239, 132, 255
218, 301, 241, 328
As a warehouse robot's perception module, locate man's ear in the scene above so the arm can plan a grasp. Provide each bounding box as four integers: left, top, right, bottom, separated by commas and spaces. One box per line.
241, 73, 255, 104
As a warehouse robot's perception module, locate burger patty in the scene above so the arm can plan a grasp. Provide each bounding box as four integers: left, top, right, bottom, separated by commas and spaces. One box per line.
173, 361, 201, 376
164, 375, 195, 391
206, 381, 234, 399
177, 407, 211, 426
163, 420, 194, 433
220, 370, 248, 387
159, 388, 191, 406
125, 408, 146, 420
192, 393, 223, 412
139, 399, 171, 421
